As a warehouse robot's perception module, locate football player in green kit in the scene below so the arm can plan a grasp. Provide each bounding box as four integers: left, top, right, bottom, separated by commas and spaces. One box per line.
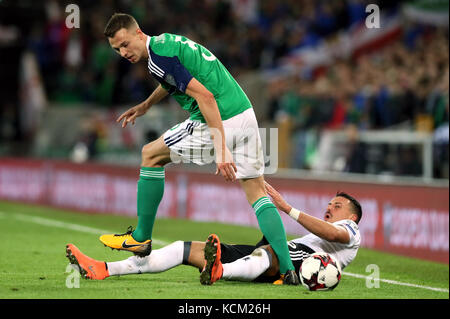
99, 13, 298, 285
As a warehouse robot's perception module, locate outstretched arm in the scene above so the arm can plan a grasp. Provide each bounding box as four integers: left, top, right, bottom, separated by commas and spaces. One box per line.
264, 182, 350, 244
116, 84, 168, 128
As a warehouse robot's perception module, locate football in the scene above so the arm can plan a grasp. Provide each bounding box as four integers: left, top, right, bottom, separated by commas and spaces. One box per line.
299, 252, 342, 291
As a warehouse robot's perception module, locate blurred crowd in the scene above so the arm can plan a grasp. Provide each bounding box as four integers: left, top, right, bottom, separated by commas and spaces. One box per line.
267, 24, 448, 177
268, 27, 449, 131
25, 0, 403, 106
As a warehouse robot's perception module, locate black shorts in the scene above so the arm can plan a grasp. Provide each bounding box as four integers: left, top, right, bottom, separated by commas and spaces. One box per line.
220, 237, 315, 282
220, 236, 268, 263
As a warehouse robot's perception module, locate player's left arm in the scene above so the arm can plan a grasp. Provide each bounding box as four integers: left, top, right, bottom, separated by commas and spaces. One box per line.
294, 212, 350, 244
264, 181, 350, 244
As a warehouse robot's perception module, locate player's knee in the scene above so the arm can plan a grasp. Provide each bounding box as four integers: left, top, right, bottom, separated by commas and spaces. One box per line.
141, 142, 155, 158
251, 247, 273, 266
141, 139, 171, 167
252, 247, 279, 276
251, 248, 265, 257
141, 142, 160, 165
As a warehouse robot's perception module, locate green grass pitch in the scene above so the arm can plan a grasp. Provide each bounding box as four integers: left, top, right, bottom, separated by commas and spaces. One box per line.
0, 200, 448, 299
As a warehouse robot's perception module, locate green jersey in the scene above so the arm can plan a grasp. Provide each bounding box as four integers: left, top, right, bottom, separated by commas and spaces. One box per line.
146, 33, 252, 122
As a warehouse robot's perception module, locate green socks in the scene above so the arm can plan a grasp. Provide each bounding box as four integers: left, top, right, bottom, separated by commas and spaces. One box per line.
132, 167, 165, 242
252, 197, 295, 274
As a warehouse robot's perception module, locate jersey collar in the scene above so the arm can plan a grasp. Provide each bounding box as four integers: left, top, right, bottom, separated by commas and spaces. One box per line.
145, 35, 151, 57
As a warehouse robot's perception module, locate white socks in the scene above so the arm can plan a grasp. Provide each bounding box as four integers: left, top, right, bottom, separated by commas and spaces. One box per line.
222, 248, 271, 281
107, 240, 185, 276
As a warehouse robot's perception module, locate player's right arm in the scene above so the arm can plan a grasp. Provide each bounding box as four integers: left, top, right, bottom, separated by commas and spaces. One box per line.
264, 182, 350, 244
117, 84, 168, 128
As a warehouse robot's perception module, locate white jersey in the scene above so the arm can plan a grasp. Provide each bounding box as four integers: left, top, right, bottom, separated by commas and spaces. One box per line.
291, 219, 361, 269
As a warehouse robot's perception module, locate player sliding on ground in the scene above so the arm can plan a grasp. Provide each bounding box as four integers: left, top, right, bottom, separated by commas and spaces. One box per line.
98, 13, 298, 284
66, 186, 362, 285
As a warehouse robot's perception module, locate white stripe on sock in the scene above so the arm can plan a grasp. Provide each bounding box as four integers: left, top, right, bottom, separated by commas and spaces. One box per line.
253, 198, 272, 212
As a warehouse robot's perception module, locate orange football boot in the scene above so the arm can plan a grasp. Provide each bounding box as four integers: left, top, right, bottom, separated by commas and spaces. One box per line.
66, 244, 109, 280
200, 234, 223, 285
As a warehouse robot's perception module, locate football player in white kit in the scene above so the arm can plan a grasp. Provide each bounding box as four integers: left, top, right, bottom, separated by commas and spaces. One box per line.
198, 183, 361, 284
220, 182, 362, 282
65, 183, 362, 284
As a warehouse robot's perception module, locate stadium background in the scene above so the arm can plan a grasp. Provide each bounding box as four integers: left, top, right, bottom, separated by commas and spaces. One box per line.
0, 0, 448, 297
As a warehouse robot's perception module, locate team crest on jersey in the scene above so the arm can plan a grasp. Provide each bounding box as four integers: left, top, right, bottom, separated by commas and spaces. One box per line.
154, 34, 165, 44
164, 74, 176, 87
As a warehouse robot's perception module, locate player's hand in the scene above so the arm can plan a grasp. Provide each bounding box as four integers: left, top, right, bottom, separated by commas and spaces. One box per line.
116, 103, 148, 128
215, 146, 237, 182
264, 181, 292, 213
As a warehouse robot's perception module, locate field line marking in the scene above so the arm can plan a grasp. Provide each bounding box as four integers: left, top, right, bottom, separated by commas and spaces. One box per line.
342, 271, 449, 293
1, 210, 448, 293
0, 210, 169, 246
14, 213, 115, 234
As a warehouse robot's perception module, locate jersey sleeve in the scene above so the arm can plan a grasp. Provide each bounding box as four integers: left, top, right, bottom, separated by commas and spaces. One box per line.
334, 219, 361, 248
149, 52, 193, 93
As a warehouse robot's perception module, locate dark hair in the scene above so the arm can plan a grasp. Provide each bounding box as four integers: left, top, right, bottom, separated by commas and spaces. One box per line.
336, 191, 362, 224
104, 13, 139, 38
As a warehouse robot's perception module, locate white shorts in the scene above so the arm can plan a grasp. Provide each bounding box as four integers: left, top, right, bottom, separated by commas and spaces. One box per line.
163, 108, 264, 179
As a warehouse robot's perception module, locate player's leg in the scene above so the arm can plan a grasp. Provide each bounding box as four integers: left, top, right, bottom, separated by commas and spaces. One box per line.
224, 109, 298, 284
239, 177, 294, 273
99, 135, 172, 255
66, 239, 257, 280
186, 240, 268, 270
200, 234, 274, 284
132, 135, 172, 242
220, 243, 305, 284
107, 240, 189, 275
221, 247, 273, 282
239, 174, 297, 284
66, 241, 194, 279
101, 117, 213, 255
259, 245, 280, 277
